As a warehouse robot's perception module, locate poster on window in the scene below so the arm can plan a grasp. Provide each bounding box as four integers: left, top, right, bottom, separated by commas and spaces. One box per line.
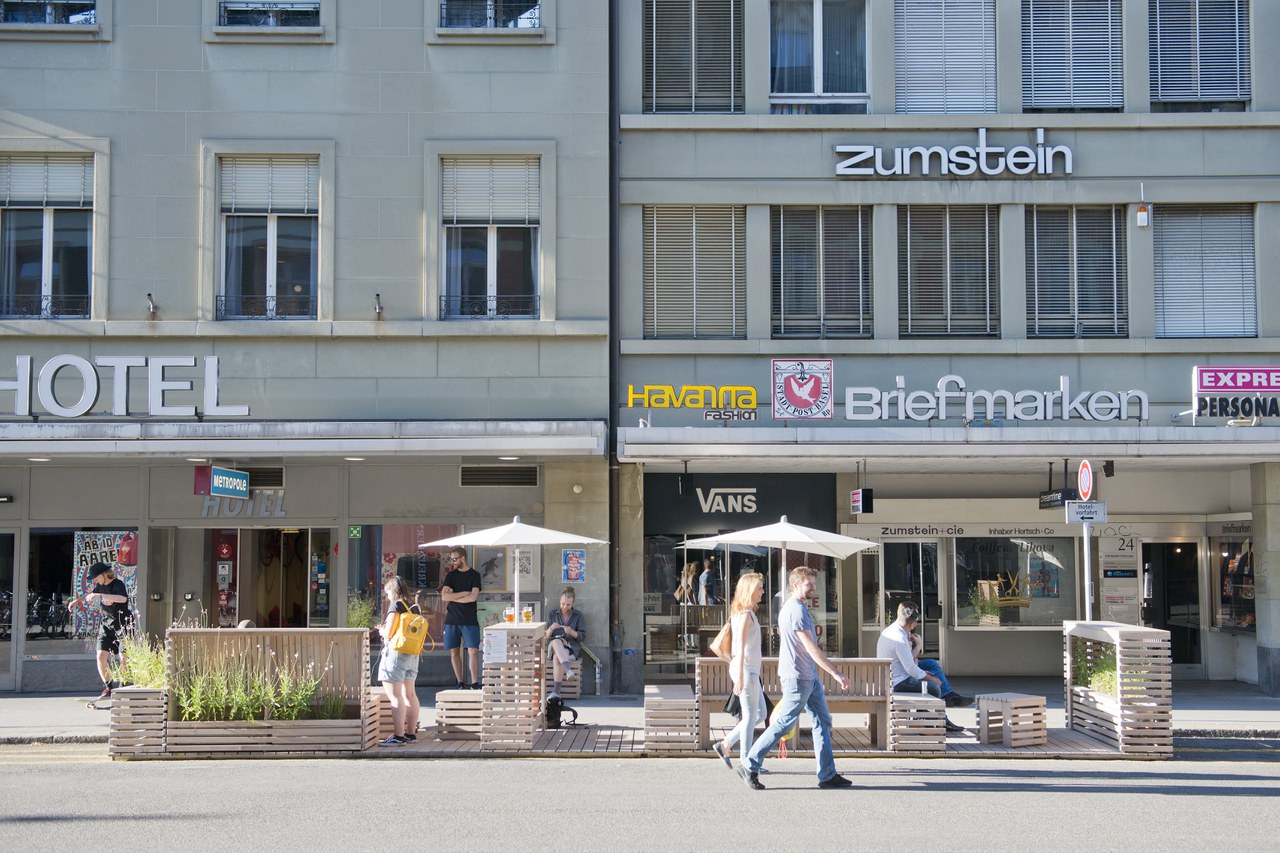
562, 549, 586, 584
71, 531, 138, 636
511, 547, 540, 593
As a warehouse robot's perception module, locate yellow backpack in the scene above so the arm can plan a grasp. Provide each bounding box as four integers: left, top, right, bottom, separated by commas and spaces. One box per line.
389, 608, 428, 656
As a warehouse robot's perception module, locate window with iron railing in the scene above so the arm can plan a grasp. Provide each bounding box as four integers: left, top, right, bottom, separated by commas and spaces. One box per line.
218, 1, 319, 27
0, 1, 95, 24
440, 0, 540, 28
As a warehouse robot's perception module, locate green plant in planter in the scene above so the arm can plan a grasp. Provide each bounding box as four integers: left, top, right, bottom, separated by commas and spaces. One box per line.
1072, 639, 1118, 696
346, 591, 377, 630
968, 587, 1001, 621
111, 625, 167, 689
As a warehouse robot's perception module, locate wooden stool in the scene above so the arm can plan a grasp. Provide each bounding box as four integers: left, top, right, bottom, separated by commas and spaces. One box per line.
644, 684, 697, 753
435, 688, 483, 740
890, 693, 947, 753
976, 692, 1047, 747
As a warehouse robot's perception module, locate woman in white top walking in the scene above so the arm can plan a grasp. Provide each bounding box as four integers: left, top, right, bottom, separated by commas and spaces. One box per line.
714, 572, 766, 768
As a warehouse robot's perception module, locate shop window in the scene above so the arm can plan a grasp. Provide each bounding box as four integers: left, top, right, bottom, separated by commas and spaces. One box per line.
955, 535, 1078, 627
440, 156, 540, 320
1149, 0, 1251, 112
26, 528, 138, 656
898, 205, 1000, 338
643, 0, 744, 114
348, 524, 463, 653
0, 155, 93, 319
1213, 537, 1255, 632
770, 0, 868, 115
895, 0, 997, 114
643, 205, 746, 339
1022, 0, 1123, 112
1, 533, 14, 684
772, 205, 873, 339
217, 155, 319, 320
1153, 204, 1255, 338
1025, 205, 1128, 338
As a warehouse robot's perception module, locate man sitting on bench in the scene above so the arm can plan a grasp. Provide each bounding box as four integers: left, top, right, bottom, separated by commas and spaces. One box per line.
877, 601, 970, 733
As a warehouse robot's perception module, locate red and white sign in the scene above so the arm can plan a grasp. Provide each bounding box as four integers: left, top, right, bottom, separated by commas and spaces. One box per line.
772, 359, 833, 420
1077, 459, 1094, 501
1194, 366, 1280, 394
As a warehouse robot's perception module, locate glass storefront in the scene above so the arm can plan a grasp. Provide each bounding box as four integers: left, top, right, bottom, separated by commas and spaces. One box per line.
1212, 535, 1255, 632
954, 535, 1078, 627
1, 533, 14, 687
27, 527, 139, 655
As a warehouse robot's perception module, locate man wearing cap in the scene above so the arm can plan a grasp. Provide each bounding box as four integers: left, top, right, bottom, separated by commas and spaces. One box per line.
67, 562, 130, 700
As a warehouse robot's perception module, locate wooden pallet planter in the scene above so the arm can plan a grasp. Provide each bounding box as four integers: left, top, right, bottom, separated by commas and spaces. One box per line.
890, 693, 946, 753
1064, 621, 1172, 757
166, 718, 366, 755
481, 623, 544, 751
976, 693, 1047, 748
435, 688, 484, 739
109, 687, 167, 758
644, 684, 698, 753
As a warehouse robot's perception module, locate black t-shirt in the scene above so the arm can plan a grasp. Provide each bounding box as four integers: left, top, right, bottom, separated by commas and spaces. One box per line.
442, 568, 481, 626
95, 578, 129, 631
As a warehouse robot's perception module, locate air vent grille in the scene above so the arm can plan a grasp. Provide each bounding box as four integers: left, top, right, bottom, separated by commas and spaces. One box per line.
243, 467, 285, 489
460, 465, 539, 487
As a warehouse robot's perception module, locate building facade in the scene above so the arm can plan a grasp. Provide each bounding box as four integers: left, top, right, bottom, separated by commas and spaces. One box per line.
0, 1, 610, 691
615, 0, 1280, 691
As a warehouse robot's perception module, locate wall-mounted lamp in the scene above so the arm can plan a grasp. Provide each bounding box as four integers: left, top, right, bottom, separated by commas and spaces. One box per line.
1227, 416, 1261, 427
183, 592, 194, 601
150, 592, 163, 602
572, 483, 584, 494
374, 293, 383, 320
1102, 460, 1115, 478
146, 292, 157, 320
1136, 203, 1151, 228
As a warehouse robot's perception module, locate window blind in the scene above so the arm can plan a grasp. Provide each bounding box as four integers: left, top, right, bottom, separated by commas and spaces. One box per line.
1022, 0, 1123, 110
895, 0, 997, 114
0, 155, 93, 207
898, 205, 999, 336
1154, 204, 1255, 338
219, 156, 319, 214
643, 0, 744, 113
1026, 205, 1127, 337
772, 206, 872, 338
643, 205, 746, 338
442, 156, 540, 225
1150, 0, 1251, 102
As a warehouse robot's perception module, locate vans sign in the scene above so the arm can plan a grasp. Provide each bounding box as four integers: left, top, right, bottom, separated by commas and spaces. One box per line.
696, 487, 757, 514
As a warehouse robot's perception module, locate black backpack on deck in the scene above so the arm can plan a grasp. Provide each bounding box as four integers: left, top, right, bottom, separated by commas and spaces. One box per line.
545, 695, 578, 729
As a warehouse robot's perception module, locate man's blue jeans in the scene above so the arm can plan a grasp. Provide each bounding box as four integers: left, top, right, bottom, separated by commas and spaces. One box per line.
917, 658, 954, 697
744, 677, 837, 782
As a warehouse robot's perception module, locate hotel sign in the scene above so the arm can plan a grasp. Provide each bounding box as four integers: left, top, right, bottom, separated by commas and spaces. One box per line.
835, 129, 1072, 178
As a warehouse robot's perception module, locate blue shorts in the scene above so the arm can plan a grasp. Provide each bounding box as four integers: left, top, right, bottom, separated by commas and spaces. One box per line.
378, 650, 420, 683
443, 624, 481, 650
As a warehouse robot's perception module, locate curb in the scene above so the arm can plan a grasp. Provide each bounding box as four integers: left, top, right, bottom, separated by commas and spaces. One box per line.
1174, 729, 1280, 739
1, 734, 109, 744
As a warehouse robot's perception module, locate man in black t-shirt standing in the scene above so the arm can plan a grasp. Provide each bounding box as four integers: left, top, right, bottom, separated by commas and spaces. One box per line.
67, 562, 130, 700
441, 547, 483, 689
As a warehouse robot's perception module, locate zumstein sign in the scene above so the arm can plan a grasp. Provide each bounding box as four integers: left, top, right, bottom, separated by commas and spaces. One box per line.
835, 128, 1072, 178
0, 355, 249, 418
845, 374, 1149, 423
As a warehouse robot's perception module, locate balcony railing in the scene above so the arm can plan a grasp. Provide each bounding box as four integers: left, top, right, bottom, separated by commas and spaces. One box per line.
439, 293, 538, 320
440, 1, 540, 29
0, 294, 90, 319
1, 1, 95, 24
218, 1, 320, 28
217, 294, 315, 320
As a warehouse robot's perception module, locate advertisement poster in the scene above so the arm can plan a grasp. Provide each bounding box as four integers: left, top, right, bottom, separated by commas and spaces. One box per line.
1099, 536, 1141, 624
562, 549, 586, 584
71, 531, 138, 636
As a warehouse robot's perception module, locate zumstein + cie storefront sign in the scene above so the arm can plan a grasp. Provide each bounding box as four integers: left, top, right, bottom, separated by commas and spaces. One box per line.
0, 354, 249, 418
835, 128, 1072, 178
1192, 365, 1280, 423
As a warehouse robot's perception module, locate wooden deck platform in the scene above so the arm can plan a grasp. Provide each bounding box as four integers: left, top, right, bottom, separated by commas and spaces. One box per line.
357, 722, 1146, 760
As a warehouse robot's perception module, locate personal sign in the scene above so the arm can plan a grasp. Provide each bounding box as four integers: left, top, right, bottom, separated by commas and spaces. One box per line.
1066, 501, 1107, 523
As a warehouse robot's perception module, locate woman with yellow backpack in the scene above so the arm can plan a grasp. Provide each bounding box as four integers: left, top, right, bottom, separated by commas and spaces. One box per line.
377, 577, 426, 746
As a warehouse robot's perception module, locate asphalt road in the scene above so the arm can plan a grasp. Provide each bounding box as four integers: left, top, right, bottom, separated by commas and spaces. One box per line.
1, 742, 1277, 851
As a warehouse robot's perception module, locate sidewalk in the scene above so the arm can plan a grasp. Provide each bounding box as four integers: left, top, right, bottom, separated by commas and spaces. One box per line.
3, 678, 1278, 745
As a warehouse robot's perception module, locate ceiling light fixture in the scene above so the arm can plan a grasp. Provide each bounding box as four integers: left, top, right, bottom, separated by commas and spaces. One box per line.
28, 457, 51, 462
498, 456, 520, 461
344, 457, 365, 462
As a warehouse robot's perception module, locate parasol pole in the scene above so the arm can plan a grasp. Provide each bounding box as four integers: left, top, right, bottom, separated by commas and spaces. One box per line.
512, 545, 521, 623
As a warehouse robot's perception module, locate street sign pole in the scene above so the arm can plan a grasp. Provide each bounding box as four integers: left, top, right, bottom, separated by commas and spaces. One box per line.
1082, 519, 1093, 621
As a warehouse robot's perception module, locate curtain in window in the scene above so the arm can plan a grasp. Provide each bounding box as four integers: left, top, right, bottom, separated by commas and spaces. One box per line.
643, 205, 746, 338
1154, 204, 1255, 338
898, 205, 999, 336
772, 206, 872, 338
772, 0, 814, 93
1025, 206, 1127, 337
1022, 0, 1123, 110
895, 0, 997, 114
823, 0, 866, 94
644, 0, 744, 113
1150, 0, 1251, 102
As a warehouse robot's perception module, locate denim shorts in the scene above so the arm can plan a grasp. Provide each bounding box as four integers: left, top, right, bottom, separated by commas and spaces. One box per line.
378, 650, 420, 683
443, 624, 481, 650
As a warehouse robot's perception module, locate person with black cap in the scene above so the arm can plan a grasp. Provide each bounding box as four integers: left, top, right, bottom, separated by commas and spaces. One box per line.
67, 562, 130, 701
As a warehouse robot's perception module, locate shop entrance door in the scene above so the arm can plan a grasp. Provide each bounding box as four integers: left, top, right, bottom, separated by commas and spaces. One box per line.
1142, 541, 1202, 672
241, 529, 332, 629
882, 541, 941, 658
0, 532, 16, 690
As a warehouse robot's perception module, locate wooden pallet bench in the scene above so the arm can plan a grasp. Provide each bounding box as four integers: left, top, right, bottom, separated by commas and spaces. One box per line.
644, 683, 698, 753
109, 687, 167, 757
890, 693, 947, 753
436, 688, 483, 739
695, 656, 891, 750
976, 692, 1047, 748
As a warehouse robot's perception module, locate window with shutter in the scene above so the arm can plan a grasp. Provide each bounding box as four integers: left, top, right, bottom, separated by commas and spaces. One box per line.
1026, 205, 1127, 338
772, 206, 872, 338
770, 0, 868, 115
1154, 204, 1255, 338
643, 0, 743, 114
1150, 0, 1251, 111
895, 0, 997, 114
440, 156, 540, 320
1022, 0, 1123, 112
643, 205, 746, 339
218, 155, 320, 319
0, 154, 93, 319
898, 205, 999, 337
